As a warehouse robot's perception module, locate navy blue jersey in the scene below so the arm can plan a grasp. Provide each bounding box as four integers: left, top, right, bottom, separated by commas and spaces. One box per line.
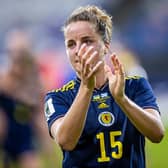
0, 92, 35, 160
45, 76, 159, 168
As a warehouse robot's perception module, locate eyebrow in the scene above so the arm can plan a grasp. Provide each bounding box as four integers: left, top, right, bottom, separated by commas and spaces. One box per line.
65, 36, 93, 43
81, 36, 93, 40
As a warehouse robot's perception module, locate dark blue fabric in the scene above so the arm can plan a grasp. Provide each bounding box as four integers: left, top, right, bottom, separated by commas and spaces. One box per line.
45, 76, 159, 168
0, 93, 35, 160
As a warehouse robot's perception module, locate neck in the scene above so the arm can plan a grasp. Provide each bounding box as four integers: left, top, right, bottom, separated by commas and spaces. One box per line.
95, 64, 107, 89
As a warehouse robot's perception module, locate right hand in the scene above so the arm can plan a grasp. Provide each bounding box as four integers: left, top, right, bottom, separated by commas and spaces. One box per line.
78, 43, 103, 90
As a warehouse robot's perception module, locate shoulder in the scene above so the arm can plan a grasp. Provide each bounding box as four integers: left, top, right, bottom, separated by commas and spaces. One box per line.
125, 75, 155, 97
125, 75, 150, 93
53, 80, 76, 93
125, 75, 147, 86
125, 75, 143, 81
45, 79, 77, 99
48, 79, 76, 94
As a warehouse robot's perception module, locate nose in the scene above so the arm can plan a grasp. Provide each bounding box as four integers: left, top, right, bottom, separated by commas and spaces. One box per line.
75, 43, 81, 56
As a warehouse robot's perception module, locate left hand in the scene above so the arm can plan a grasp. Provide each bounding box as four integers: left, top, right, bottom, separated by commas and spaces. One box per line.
105, 53, 125, 101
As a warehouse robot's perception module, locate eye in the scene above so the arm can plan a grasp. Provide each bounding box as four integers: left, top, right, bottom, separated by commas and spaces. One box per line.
66, 41, 76, 49
83, 39, 93, 46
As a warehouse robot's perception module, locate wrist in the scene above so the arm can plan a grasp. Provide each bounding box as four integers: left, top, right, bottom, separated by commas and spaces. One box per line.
80, 83, 94, 93
114, 95, 128, 106
80, 81, 94, 91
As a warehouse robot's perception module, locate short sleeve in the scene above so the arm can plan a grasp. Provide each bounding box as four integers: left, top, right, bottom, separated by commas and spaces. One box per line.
133, 77, 160, 112
44, 91, 70, 136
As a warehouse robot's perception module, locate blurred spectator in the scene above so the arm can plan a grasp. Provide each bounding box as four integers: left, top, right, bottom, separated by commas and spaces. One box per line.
0, 29, 43, 168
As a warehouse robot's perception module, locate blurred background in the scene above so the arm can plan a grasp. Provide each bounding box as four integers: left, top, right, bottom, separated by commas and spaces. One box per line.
0, 0, 167, 167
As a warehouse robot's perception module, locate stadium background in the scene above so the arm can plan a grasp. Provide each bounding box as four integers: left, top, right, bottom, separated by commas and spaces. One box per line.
0, 0, 167, 167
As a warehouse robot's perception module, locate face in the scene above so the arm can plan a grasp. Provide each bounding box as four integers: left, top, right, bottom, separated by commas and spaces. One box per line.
64, 21, 107, 73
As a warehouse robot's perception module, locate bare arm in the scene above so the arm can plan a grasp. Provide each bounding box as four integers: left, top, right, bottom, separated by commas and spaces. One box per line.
51, 44, 103, 151
105, 54, 165, 143
51, 83, 93, 151
115, 96, 164, 143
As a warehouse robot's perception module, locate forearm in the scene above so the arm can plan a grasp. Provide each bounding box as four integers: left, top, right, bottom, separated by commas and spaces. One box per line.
115, 95, 164, 143
53, 84, 93, 150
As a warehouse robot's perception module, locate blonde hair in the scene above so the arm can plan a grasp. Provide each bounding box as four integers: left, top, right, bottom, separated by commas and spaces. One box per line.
62, 5, 113, 43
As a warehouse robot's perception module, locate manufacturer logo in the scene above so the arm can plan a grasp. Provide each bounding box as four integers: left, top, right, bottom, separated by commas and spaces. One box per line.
98, 103, 109, 109
98, 111, 115, 127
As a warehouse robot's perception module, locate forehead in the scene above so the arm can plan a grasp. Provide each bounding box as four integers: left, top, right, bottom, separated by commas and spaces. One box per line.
64, 21, 98, 40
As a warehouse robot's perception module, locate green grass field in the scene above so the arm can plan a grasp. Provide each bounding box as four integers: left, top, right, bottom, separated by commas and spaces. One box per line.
146, 126, 168, 168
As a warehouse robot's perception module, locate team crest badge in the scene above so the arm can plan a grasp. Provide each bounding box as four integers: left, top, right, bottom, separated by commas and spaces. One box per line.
98, 111, 115, 127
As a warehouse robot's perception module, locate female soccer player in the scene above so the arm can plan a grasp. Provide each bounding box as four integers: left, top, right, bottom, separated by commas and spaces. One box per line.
44, 5, 165, 168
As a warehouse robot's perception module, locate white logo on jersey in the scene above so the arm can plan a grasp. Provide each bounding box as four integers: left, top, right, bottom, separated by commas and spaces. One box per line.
45, 98, 55, 121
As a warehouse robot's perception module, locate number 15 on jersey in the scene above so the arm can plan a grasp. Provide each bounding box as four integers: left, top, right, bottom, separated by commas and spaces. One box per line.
96, 131, 123, 162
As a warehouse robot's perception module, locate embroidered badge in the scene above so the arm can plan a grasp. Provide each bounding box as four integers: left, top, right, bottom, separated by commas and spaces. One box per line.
98, 111, 115, 127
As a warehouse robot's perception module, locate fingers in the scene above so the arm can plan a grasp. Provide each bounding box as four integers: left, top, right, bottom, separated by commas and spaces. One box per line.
82, 47, 96, 75
78, 43, 87, 59
87, 61, 103, 78
78, 43, 101, 78
110, 53, 125, 76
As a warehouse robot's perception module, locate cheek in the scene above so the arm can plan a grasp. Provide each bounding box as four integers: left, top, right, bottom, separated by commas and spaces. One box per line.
95, 44, 105, 59
66, 50, 77, 69
66, 49, 73, 61
99, 41, 107, 57
66, 48, 71, 57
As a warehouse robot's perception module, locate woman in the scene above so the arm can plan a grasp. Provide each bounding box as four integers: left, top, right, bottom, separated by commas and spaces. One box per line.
44, 5, 164, 168
0, 30, 42, 168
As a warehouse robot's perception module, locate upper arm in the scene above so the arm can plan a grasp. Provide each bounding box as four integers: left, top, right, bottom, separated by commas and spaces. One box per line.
44, 92, 69, 138
133, 77, 160, 111
50, 117, 64, 140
